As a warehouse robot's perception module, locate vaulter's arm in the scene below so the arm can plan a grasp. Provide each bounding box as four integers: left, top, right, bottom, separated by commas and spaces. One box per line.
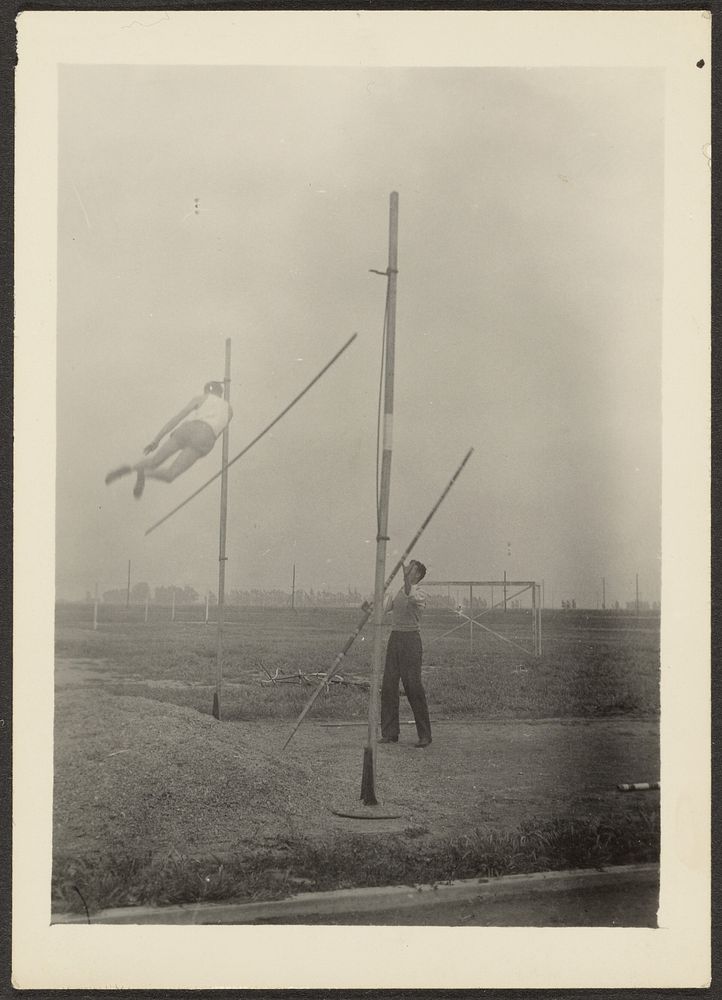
361, 593, 395, 615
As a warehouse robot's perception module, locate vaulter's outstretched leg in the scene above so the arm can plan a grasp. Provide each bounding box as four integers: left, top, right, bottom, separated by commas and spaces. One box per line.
144, 447, 203, 484
105, 438, 180, 492
130, 438, 183, 498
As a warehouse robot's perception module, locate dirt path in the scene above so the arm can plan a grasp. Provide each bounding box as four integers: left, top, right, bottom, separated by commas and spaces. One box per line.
54, 658, 659, 856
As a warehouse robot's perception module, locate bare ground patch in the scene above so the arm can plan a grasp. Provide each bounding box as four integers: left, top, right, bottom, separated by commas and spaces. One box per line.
54, 657, 659, 857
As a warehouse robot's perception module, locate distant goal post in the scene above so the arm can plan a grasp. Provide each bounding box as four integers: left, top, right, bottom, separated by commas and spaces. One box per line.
423, 579, 542, 657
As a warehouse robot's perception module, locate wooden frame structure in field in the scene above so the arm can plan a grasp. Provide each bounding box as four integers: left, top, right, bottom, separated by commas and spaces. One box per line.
424, 579, 542, 657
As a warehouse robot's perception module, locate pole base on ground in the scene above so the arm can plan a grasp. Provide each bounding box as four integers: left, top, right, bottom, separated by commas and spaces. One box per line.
360, 746, 377, 805
341, 746, 403, 819
331, 803, 403, 820
212, 693, 220, 720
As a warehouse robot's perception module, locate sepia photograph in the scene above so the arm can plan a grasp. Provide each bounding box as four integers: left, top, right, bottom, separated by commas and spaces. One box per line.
13, 9, 710, 990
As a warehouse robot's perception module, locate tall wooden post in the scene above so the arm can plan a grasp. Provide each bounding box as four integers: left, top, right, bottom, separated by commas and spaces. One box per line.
531, 583, 539, 656
602, 576, 606, 611
213, 338, 232, 720
469, 582, 473, 652
361, 192, 399, 806
291, 563, 296, 611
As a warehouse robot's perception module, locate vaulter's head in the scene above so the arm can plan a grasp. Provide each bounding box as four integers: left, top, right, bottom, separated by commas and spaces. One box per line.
204, 381, 224, 397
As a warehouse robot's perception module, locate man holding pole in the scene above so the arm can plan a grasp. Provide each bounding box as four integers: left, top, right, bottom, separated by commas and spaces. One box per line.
378, 559, 432, 748
105, 381, 233, 499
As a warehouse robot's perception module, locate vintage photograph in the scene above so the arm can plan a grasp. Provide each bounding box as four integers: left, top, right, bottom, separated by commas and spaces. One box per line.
13, 9, 710, 991
52, 59, 665, 921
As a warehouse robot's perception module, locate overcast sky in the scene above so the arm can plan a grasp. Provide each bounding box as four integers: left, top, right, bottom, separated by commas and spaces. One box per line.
56, 65, 663, 607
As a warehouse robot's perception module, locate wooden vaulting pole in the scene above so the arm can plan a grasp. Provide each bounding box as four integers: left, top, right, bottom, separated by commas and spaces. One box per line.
281, 447, 474, 753
361, 191, 399, 806
212, 338, 232, 720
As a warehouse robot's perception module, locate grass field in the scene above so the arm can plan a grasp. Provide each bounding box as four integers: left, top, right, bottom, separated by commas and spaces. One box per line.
55, 605, 660, 721
53, 605, 660, 919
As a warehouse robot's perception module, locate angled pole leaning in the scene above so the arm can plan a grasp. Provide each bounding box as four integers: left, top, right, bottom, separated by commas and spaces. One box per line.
281, 447, 474, 753
361, 191, 399, 806
145, 334, 358, 537
212, 338, 232, 720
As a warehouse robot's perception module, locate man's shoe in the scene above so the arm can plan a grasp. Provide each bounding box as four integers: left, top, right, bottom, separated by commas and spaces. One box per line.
414, 739, 431, 748
105, 465, 131, 485
377, 737, 398, 744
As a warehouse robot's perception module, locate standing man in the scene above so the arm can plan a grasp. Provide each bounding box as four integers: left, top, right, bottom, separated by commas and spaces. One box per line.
105, 381, 232, 499
378, 559, 432, 748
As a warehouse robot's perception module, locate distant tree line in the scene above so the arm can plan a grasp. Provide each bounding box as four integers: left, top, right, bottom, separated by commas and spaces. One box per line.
100, 583, 367, 608
102, 584, 212, 605
227, 587, 366, 608
425, 594, 490, 610
92, 584, 660, 611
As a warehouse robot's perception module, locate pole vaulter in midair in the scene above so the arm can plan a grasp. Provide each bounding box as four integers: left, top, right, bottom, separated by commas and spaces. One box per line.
105, 380, 234, 499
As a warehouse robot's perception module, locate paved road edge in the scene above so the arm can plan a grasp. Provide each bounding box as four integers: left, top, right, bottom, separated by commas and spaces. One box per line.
52, 862, 659, 925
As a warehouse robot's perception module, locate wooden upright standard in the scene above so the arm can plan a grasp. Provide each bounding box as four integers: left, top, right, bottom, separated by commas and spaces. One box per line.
213, 338, 232, 720
361, 192, 399, 805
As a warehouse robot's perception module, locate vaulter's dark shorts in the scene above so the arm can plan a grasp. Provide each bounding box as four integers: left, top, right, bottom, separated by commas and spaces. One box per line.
171, 420, 217, 456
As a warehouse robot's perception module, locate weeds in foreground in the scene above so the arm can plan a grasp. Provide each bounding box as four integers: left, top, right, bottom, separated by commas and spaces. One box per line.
52, 807, 659, 915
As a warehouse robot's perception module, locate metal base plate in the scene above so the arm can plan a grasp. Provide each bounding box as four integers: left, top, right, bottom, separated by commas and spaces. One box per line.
331, 802, 403, 820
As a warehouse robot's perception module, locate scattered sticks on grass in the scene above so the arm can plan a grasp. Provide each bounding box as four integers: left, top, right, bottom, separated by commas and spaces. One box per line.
309, 673, 369, 691
258, 668, 369, 691
259, 668, 310, 686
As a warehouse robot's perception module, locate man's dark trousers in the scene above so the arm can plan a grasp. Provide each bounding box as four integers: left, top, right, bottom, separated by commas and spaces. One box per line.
380, 630, 431, 743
